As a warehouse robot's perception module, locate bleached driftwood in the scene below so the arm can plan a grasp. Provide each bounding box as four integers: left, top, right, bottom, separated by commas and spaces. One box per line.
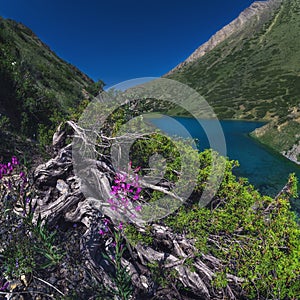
32, 122, 245, 299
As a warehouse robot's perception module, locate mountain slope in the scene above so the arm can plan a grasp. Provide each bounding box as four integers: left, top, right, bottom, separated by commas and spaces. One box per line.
165, 0, 300, 163
0, 17, 104, 149
166, 0, 283, 76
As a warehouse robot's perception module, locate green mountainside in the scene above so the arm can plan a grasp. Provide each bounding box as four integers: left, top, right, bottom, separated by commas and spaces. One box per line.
166, 0, 300, 163
0, 10, 299, 300
0, 17, 103, 160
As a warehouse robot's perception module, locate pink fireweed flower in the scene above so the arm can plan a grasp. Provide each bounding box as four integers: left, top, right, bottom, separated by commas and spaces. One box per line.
103, 218, 110, 226
115, 173, 127, 184
133, 188, 142, 200
135, 205, 142, 212
118, 222, 123, 230
111, 205, 118, 211
11, 156, 18, 165
7, 162, 13, 173
110, 186, 119, 195
108, 167, 143, 216
19, 171, 27, 182
126, 183, 133, 192
134, 166, 141, 173
133, 194, 139, 201
107, 198, 115, 205
99, 218, 111, 236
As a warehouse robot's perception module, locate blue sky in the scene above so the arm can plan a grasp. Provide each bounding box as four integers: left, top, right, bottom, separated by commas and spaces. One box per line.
0, 0, 255, 87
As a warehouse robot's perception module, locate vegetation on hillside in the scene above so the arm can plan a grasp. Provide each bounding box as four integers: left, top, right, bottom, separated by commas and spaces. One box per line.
122, 119, 300, 299
0, 130, 299, 299
0, 17, 104, 158
0, 8, 299, 299
166, 0, 300, 161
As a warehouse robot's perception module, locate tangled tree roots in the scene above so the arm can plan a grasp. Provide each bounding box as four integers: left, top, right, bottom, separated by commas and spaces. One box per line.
32, 122, 245, 300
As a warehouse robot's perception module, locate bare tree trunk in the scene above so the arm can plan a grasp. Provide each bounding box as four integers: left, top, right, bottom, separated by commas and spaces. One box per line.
32, 122, 245, 299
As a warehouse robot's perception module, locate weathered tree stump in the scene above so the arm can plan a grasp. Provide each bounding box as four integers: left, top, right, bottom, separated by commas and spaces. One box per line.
32, 122, 245, 299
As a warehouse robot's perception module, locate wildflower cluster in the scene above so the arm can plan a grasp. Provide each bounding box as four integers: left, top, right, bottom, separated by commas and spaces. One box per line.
0, 156, 30, 214
0, 156, 19, 179
0, 156, 64, 288
99, 218, 124, 236
99, 218, 112, 236
98, 163, 143, 299
0, 156, 26, 191
107, 163, 142, 216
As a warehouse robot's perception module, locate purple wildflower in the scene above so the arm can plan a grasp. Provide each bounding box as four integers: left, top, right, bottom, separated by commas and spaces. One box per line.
135, 205, 142, 212
134, 166, 141, 173
103, 218, 110, 226
19, 171, 25, 180
107, 166, 143, 217
7, 162, 13, 173
11, 156, 18, 165
118, 222, 123, 231
7, 179, 12, 189
107, 198, 115, 205
0, 281, 9, 291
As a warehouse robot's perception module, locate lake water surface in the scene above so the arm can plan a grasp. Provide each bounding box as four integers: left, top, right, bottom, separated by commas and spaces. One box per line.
149, 116, 300, 201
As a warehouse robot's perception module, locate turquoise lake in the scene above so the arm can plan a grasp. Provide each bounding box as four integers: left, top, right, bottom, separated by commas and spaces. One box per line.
149, 116, 300, 208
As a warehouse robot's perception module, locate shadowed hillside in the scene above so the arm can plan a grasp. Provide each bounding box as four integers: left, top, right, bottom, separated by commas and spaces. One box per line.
0, 17, 104, 159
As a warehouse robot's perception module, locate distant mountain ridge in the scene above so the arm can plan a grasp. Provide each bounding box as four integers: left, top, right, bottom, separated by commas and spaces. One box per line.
166, 0, 282, 76
166, 0, 300, 164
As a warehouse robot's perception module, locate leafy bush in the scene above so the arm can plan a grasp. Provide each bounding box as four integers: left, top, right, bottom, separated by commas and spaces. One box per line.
165, 153, 300, 299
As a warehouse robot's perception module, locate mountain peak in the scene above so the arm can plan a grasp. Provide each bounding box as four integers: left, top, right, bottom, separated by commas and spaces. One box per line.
165, 0, 282, 76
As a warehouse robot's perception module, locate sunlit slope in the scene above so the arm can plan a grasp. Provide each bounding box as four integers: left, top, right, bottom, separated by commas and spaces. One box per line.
166, 0, 300, 162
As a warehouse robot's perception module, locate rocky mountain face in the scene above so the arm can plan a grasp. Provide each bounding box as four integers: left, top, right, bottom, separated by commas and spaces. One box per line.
166, 0, 300, 164
166, 0, 282, 76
